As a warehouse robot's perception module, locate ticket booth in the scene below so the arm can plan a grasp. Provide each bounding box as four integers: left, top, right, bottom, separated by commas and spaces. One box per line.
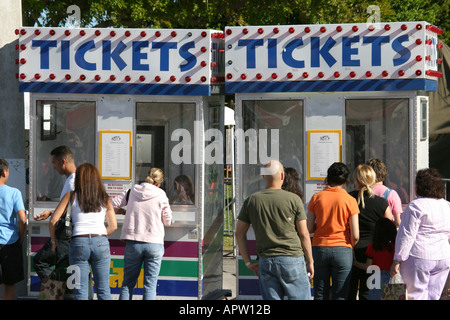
224, 22, 444, 299
18, 26, 226, 299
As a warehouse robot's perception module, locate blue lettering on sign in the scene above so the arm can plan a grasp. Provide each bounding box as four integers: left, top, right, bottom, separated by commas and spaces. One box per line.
75, 40, 96, 70
342, 36, 360, 66
311, 37, 337, 68
362, 36, 390, 66
102, 40, 127, 71
179, 41, 196, 72
268, 39, 277, 68
152, 42, 177, 71
31, 40, 57, 69
282, 38, 304, 68
234, 34, 414, 71
31, 39, 201, 73
61, 40, 70, 70
132, 41, 149, 71
392, 35, 410, 66
238, 39, 264, 69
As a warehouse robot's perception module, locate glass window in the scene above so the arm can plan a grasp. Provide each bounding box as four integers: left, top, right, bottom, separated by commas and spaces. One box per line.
345, 99, 410, 204
35, 100, 96, 201
420, 99, 428, 141
204, 103, 224, 229
241, 100, 304, 201
136, 102, 196, 206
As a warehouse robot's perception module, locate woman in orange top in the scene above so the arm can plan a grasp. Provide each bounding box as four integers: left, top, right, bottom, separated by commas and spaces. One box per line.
307, 162, 359, 300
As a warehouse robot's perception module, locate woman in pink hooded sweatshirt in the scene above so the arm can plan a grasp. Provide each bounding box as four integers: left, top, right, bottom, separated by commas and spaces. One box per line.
112, 168, 172, 300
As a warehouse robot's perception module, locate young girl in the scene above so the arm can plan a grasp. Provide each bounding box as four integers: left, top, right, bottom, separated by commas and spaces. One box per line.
353, 217, 397, 300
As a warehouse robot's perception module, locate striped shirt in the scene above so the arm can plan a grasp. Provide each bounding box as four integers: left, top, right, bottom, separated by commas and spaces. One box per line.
394, 197, 450, 261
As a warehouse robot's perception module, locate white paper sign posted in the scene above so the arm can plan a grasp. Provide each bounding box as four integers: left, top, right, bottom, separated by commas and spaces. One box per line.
100, 131, 131, 179
307, 130, 341, 180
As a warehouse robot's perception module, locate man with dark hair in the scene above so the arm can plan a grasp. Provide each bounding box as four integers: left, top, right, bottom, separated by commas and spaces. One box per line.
33, 146, 76, 283
0, 158, 27, 299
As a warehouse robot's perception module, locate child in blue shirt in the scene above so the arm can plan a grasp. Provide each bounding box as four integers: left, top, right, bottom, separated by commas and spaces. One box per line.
0, 158, 27, 299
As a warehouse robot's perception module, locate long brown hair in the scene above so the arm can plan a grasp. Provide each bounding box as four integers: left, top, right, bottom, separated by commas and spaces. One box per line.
282, 167, 305, 202
74, 163, 109, 212
174, 174, 195, 204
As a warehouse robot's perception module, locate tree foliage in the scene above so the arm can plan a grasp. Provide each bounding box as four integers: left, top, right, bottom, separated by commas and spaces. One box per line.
22, 0, 450, 44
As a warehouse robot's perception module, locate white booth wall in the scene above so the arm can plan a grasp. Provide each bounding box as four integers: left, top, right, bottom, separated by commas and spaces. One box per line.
28, 93, 225, 299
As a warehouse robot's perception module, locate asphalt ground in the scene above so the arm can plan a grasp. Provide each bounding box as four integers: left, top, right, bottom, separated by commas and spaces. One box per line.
222, 252, 237, 300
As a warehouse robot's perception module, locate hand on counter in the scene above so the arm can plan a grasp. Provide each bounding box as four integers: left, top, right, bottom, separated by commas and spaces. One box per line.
34, 210, 52, 221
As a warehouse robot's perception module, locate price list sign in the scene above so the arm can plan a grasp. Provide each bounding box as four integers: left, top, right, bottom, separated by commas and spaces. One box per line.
99, 131, 132, 180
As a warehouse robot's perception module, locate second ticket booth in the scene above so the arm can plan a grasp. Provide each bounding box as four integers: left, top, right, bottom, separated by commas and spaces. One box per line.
18, 26, 226, 299
224, 21, 443, 298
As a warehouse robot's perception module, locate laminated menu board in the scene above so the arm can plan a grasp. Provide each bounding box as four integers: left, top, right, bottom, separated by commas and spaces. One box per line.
99, 131, 132, 180
307, 130, 341, 180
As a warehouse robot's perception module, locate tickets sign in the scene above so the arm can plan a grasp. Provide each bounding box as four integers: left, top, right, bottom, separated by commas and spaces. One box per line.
17, 27, 224, 96
224, 22, 443, 93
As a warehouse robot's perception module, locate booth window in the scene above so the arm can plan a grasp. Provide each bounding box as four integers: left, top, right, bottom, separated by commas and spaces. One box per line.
241, 100, 304, 202
40, 103, 57, 140
420, 98, 428, 141
35, 100, 96, 201
136, 102, 196, 206
345, 99, 410, 204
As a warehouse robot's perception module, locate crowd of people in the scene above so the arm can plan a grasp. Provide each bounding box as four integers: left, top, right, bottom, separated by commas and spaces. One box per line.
0, 144, 449, 300
0, 146, 172, 300
238, 159, 450, 300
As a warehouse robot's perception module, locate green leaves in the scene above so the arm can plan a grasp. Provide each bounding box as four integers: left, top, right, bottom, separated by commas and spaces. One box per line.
21, 0, 449, 44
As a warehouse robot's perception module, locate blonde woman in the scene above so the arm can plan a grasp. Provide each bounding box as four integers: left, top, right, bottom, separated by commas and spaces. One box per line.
348, 164, 393, 300
111, 168, 172, 300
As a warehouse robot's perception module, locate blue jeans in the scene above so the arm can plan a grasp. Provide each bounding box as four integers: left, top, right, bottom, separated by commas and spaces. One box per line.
312, 246, 353, 300
258, 255, 311, 300
119, 241, 164, 300
69, 235, 111, 300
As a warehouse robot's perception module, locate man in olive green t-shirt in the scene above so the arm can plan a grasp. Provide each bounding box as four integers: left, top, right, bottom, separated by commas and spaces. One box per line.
236, 160, 314, 300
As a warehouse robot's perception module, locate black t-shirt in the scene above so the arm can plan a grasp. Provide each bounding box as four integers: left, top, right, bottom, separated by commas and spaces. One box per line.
350, 190, 389, 250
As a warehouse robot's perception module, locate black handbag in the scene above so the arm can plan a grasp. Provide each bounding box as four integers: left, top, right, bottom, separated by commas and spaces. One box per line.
54, 191, 74, 240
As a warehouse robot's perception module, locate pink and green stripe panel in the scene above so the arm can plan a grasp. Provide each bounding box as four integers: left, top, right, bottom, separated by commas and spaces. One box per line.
29, 236, 201, 298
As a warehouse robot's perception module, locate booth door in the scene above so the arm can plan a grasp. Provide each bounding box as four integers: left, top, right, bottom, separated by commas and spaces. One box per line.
34, 100, 96, 201
239, 99, 304, 202
135, 124, 167, 185
236, 99, 304, 298
345, 98, 411, 205
135, 102, 196, 206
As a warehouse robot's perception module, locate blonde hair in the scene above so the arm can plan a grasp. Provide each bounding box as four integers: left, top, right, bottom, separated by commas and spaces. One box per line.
354, 164, 376, 209
145, 168, 164, 185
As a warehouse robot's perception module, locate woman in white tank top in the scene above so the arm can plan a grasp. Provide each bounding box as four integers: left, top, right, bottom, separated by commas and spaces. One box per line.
49, 163, 117, 300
